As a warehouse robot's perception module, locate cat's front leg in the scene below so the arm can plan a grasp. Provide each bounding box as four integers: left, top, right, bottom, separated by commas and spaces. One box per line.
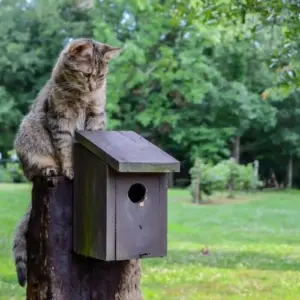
49, 116, 75, 180
85, 102, 106, 131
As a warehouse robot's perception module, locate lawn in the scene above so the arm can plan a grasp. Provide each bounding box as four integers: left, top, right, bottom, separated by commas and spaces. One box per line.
1, 185, 300, 299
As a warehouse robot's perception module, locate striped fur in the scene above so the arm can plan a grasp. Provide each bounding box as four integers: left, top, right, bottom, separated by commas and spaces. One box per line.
12, 38, 122, 287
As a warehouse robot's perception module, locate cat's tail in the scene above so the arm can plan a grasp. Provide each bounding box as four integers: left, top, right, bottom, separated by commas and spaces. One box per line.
12, 205, 31, 287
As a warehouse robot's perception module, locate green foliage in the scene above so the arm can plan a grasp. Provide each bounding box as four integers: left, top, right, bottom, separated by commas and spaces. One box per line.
5, 162, 27, 183
0, 0, 299, 187
190, 159, 228, 197
0, 0, 93, 154
239, 162, 262, 190
0, 165, 11, 183
189, 0, 300, 93
190, 158, 261, 200
92, 0, 278, 170
0, 150, 27, 183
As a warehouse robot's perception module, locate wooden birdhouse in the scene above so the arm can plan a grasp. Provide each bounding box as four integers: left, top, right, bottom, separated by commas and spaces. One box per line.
73, 131, 180, 261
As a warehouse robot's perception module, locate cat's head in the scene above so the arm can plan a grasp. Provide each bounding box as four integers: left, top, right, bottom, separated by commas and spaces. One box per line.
53, 38, 122, 92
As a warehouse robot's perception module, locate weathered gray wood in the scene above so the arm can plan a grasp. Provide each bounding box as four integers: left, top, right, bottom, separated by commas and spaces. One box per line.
75, 130, 180, 173
159, 174, 168, 253
26, 177, 142, 300
115, 173, 167, 260
73, 143, 116, 260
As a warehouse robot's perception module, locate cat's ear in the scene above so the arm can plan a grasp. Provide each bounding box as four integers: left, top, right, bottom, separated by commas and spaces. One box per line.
68, 41, 93, 58
102, 44, 123, 61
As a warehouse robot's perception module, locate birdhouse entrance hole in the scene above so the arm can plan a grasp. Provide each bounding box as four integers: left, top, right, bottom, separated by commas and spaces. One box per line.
128, 183, 146, 203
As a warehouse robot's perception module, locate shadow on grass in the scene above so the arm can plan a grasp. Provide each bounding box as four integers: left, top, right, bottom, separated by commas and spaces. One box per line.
147, 248, 300, 272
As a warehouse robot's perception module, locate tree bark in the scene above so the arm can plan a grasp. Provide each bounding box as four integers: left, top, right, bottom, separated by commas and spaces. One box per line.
253, 160, 259, 190
26, 177, 142, 300
270, 170, 279, 188
168, 173, 174, 188
193, 159, 201, 204
227, 180, 234, 198
232, 136, 240, 164
287, 155, 293, 189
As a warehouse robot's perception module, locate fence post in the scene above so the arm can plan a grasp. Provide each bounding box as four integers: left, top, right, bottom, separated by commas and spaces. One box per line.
26, 177, 143, 300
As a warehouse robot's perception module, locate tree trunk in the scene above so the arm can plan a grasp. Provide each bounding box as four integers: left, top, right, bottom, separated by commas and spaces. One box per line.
26, 177, 142, 300
193, 159, 201, 204
232, 136, 240, 164
227, 181, 234, 198
270, 170, 279, 188
253, 160, 259, 190
168, 173, 174, 188
193, 176, 200, 204
287, 155, 293, 189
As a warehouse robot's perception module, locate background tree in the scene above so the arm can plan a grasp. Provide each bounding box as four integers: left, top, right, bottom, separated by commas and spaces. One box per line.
0, 0, 93, 154
0, 0, 299, 188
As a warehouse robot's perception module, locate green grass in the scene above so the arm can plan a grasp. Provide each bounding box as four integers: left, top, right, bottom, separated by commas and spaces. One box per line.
1, 185, 300, 299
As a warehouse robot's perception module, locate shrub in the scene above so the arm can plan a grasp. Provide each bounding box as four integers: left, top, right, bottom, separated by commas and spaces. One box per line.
190, 158, 262, 201
6, 161, 27, 183
0, 150, 27, 183
0, 165, 12, 183
189, 159, 229, 199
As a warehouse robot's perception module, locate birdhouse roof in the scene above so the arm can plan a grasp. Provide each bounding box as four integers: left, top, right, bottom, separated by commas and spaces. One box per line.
75, 131, 180, 173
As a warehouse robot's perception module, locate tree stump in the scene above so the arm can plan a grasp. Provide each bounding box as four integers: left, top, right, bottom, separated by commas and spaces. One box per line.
26, 177, 143, 300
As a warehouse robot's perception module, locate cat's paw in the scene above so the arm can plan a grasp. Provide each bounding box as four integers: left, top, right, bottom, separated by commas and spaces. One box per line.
43, 167, 60, 177
62, 167, 74, 180
85, 119, 105, 131
85, 124, 101, 131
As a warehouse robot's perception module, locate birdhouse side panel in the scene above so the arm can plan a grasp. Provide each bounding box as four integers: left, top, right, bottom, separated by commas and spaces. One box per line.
105, 167, 117, 261
73, 143, 111, 260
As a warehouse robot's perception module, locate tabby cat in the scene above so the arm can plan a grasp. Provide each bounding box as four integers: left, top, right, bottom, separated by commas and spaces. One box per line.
12, 38, 122, 287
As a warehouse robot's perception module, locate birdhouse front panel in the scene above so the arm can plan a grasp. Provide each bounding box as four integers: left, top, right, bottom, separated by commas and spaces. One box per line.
115, 173, 167, 260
